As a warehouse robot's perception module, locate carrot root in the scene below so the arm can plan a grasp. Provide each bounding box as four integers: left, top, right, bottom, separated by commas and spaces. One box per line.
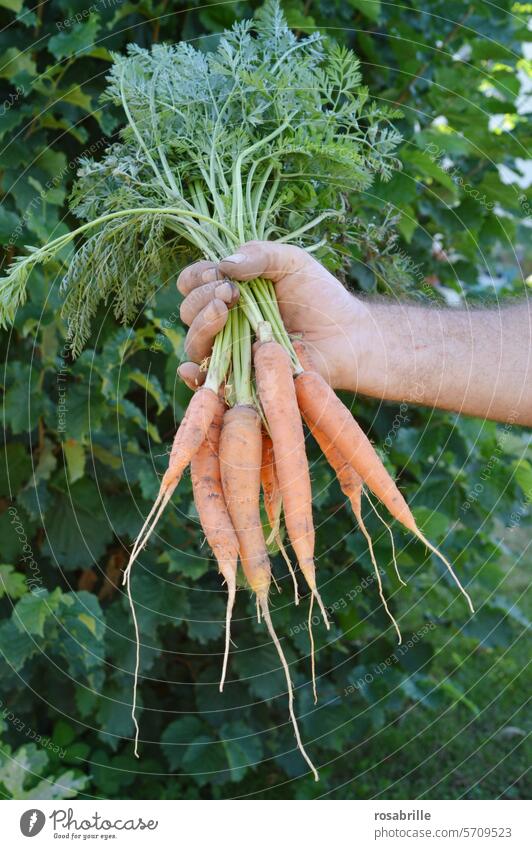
312, 587, 330, 630
219, 570, 236, 692
415, 530, 474, 614
356, 510, 402, 644
365, 491, 407, 588
275, 533, 299, 605
123, 485, 176, 587
259, 592, 319, 782
124, 568, 141, 759
308, 593, 318, 705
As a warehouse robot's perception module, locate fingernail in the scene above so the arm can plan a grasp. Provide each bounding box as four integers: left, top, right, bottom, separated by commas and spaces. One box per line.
223, 252, 245, 264
214, 281, 233, 301
201, 267, 219, 283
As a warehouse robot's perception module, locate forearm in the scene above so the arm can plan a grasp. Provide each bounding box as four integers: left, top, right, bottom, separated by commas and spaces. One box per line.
336, 300, 532, 426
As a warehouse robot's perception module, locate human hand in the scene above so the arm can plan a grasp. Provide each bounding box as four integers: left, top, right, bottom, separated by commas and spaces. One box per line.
176, 240, 365, 390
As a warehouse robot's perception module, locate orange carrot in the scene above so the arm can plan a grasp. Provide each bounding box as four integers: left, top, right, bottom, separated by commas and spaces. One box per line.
294, 341, 405, 590
191, 397, 239, 691
122, 385, 221, 758
124, 386, 221, 580
261, 432, 299, 604
295, 368, 473, 613
219, 405, 271, 597
254, 337, 330, 629
307, 419, 402, 643
219, 403, 318, 780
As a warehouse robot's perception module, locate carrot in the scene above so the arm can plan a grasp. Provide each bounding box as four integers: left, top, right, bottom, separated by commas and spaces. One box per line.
219, 404, 318, 780
124, 386, 221, 580
191, 396, 239, 691
122, 385, 221, 757
219, 405, 271, 597
254, 336, 330, 629
307, 419, 402, 644
295, 368, 474, 614
261, 432, 299, 604
294, 341, 406, 595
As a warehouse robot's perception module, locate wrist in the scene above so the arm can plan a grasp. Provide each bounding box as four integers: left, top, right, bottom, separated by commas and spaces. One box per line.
329, 298, 376, 392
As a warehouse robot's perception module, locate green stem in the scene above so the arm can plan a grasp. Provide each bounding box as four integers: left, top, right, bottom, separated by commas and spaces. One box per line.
119, 70, 171, 196
276, 210, 342, 243
231, 118, 293, 240
251, 278, 301, 370
205, 316, 232, 393
10, 206, 238, 269
230, 307, 253, 406
238, 286, 263, 331
239, 310, 253, 405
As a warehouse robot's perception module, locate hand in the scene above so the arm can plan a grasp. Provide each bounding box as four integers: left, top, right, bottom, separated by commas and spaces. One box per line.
176, 240, 364, 390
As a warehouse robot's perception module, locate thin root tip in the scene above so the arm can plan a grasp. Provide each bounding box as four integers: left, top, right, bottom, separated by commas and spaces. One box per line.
219, 683, 224, 693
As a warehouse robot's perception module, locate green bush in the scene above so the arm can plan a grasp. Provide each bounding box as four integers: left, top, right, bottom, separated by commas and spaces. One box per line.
0, 0, 530, 799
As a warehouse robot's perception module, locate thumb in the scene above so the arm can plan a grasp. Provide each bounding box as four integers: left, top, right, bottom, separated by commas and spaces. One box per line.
218, 241, 307, 284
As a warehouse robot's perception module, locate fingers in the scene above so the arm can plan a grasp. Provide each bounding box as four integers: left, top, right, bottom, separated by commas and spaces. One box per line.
218, 240, 308, 283
184, 298, 229, 364
177, 260, 221, 296
177, 362, 205, 391
180, 279, 239, 326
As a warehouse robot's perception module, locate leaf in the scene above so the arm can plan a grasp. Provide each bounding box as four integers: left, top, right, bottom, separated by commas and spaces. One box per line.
0, 744, 47, 796
13, 587, 63, 637
92, 443, 122, 470
0, 206, 20, 240
128, 370, 168, 414
161, 717, 205, 770
0, 0, 23, 11
0, 619, 37, 670
63, 439, 85, 483
47, 18, 101, 61
513, 459, 532, 497
220, 720, 264, 781
42, 479, 114, 569
348, 0, 381, 21
462, 602, 517, 648
0, 47, 36, 79
26, 770, 88, 800
411, 507, 450, 539
401, 148, 458, 194
0, 443, 31, 495
0, 564, 28, 599
181, 735, 229, 785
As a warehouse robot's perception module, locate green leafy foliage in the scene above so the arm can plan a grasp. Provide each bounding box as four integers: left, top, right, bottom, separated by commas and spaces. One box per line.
0, 0, 530, 801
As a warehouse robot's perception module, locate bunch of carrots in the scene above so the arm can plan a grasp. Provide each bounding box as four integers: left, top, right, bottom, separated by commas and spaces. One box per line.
124, 295, 473, 780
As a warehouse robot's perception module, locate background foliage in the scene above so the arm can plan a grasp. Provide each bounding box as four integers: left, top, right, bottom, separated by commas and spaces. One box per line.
0, 0, 530, 800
